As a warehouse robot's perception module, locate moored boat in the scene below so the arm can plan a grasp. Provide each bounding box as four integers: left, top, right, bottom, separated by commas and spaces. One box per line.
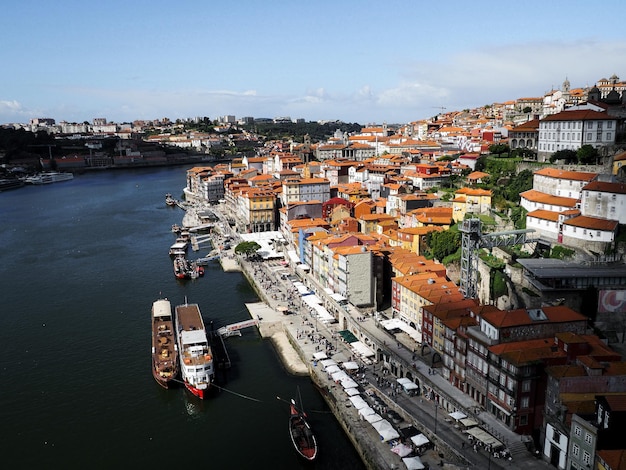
173, 256, 190, 279
289, 396, 318, 461
24, 171, 74, 184
151, 298, 179, 388
165, 193, 176, 206
174, 302, 214, 399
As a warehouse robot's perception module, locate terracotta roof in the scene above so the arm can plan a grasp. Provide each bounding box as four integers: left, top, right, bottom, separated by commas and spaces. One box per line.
510, 119, 540, 132
563, 215, 619, 231
483, 305, 587, 328
541, 109, 612, 121
534, 167, 598, 182
520, 189, 578, 207
527, 209, 560, 222
583, 180, 626, 194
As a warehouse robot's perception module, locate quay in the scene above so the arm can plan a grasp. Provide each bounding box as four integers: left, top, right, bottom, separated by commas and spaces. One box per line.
181, 203, 552, 470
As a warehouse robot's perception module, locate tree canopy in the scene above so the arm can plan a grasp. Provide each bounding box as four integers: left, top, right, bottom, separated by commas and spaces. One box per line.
426, 230, 461, 262
234, 241, 261, 258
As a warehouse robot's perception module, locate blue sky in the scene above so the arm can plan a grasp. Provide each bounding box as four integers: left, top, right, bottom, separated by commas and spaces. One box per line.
1, 0, 625, 125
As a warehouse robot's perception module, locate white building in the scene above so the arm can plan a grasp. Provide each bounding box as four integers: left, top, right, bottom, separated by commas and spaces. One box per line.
537, 110, 617, 162
580, 181, 626, 224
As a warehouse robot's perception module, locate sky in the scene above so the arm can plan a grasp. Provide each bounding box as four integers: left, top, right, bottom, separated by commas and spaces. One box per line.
1, 0, 625, 126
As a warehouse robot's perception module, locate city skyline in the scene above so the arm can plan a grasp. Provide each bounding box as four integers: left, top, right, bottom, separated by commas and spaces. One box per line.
1, 0, 625, 125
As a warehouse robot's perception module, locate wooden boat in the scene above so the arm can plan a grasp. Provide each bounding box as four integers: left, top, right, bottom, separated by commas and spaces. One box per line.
289, 396, 318, 461
151, 298, 179, 388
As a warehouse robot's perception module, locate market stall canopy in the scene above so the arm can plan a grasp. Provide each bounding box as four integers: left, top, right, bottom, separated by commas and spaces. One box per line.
342, 361, 359, 371
449, 411, 467, 421
364, 412, 383, 424
349, 395, 368, 410
320, 359, 337, 368
351, 341, 375, 358
325, 365, 341, 375
397, 377, 419, 391
331, 370, 349, 382
410, 433, 430, 447
460, 418, 479, 428
391, 442, 413, 457
372, 419, 400, 442
338, 330, 358, 343
358, 406, 375, 417
344, 387, 360, 397
466, 427, 503, 449
402, 456, 425, 470
313, 352, 328, 360
341, 378, 358, 389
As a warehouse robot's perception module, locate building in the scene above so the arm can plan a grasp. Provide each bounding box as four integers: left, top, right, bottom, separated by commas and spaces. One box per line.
537, 110, 618, 162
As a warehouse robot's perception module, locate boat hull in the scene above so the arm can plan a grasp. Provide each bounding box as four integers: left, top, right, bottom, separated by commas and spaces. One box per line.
289, 403, 318, 461
151, 299, 179, 389
184, 382, 208, 399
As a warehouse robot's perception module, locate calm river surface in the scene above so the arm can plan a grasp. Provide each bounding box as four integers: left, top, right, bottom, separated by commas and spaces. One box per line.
0, 167, 364, 469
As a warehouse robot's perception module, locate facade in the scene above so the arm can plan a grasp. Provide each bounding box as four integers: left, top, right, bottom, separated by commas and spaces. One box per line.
581, 181, 626, 224
282, 178, 331, 205
509, 118, 540, 155
537, 110, 618, 162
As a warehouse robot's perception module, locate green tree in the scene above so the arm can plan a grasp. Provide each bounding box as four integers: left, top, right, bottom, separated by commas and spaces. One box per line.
426, 230, 461, 262
489, 143, 510, 157
234, 241, 261, 258
577, 145, 599, 165
550, 149, 577, 163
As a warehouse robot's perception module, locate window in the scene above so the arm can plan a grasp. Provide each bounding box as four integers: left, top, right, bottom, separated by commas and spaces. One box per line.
522, 380, 531, 392
572, 444, 579, 457
589, 122, 594, 129
574, 425, 581, 437
587, 133, 592, 140
584, 432, 592, 444
521, 397, 530, 409
583, 451, 591, 465
607, 132, 612, 140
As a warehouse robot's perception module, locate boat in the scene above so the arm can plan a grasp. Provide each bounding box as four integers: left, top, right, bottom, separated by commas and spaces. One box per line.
23, 171, 74, 184
175, 302, 214, 399
173, 256, 190, 279
165, 193, 176, 206
169, 241, 188, 257
288, 392, 318, 461
151, 298, 179, 388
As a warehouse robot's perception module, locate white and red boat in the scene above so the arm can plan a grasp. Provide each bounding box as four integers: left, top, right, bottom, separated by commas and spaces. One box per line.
289, 397, 318, 461
174, 302, 214, 399
151, 299, 179, 388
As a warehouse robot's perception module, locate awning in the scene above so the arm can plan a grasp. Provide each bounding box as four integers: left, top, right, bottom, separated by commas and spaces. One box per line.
351, 341, 375, 358
402, 456, 425, 470
380, 318, 421, 342
410, 433, 430, 447
364, 412, 383, 424
491, 400, 512, 417
345, 387, 360, 396
372, 419, 400, 442
358, 406, 375, 417
460, 418, 479, 428
330, 293, 347, 302
313, 352, 328, 360
466, 428, 503, 449
349, 395, 368, 410
320, 359, 336, 368
391, 442, 413, 457
287, 250, 300, 264
338, 330, 358, 343
449, 411, 467, 421
341, 378, 359, 389
331, 370, 349, 382
325, 365, 341, 374
342, 361, 359, 371
397, 377, 419, 391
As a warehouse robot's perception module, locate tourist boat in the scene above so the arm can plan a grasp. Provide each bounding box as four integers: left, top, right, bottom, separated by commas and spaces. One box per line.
169, 241, 188, 257
151, 298, 179, 388
288, 395, 318, 461
23, 171, 74, 184
175, 302, 214, 399
173, 256, 190, 279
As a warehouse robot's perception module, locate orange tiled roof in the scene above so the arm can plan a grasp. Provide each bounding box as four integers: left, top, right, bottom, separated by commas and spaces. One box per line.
526, 209, 561, 222
534, 167, 598, 182
520, 189, 578, 207
583, 180, 626, 194
563, 215, 619, 231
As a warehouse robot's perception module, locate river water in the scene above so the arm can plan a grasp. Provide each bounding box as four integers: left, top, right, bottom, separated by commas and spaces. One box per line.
0, 167, 364, 469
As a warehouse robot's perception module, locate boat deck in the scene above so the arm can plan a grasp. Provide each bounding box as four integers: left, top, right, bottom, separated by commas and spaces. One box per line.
175, 303, 205, 331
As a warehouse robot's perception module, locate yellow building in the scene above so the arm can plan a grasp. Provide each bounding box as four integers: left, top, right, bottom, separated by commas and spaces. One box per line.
452, 187, 492, 222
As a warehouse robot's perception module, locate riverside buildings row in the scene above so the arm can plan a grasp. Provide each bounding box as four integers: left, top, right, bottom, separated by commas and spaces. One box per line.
181, 135, 626, 470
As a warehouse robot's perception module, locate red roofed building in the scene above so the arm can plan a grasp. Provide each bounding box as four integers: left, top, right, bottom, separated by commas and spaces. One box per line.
538, 109, 618, 161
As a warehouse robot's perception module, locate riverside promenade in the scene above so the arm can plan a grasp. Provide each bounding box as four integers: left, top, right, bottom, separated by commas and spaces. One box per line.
182, 203, 552, 470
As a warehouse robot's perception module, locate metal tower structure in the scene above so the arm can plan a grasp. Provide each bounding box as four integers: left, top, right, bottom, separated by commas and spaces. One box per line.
459, 218, 535, 299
